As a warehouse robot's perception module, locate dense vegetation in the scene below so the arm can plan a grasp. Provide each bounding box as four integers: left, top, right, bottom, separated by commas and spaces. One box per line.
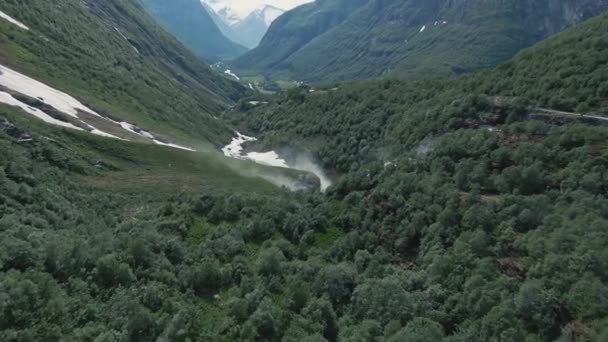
1, 1, 608, 341
234, 0, 608, 84
0, 0, 246, 144
228, 11, 608, 173
140, 0, 247, 61
232, 0, 368, 78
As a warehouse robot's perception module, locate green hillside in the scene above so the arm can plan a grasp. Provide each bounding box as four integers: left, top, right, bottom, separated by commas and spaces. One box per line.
0, 0, 246, 145
232, 0, 368, 76
140, 0, 247, 61
2, 1, 608, 341
235, 0, 608, 84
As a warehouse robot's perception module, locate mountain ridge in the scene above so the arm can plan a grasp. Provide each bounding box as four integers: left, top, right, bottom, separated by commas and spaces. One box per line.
203, 2, 286, 49
235, 0, 608, 84
141, 0, 247, 61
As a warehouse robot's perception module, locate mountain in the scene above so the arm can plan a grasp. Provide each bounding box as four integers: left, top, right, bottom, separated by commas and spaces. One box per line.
233, 0, 368, 76
230, 5, 285, 49
3, 1, 608, 341
203, 2, 286, 49
0, 0, 247, 146
203, 0, 242, 26
235, 0, 608, 83
140, 0, 247, 61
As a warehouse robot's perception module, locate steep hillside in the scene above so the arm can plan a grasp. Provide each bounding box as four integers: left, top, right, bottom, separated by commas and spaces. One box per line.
232, 0, 368, 75
0, 0, 608, 342
204, 2, 285, 49
3, 8, 608, 341
140, 0, 247, 61
227, 11, 608, 172
231, 5, 285, 49
235, 0, 608, 83
0, 0, 247, 145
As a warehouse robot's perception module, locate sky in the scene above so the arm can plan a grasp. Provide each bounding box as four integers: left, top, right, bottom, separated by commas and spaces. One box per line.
206, 0, 314, 18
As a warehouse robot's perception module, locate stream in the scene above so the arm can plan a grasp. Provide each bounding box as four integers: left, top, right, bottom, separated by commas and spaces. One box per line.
222, 132, 332, 191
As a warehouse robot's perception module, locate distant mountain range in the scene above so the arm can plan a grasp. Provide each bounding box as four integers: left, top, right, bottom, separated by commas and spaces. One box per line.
140, 0, 247, 61
234, 0, 608, 84
202, 1, 285, 49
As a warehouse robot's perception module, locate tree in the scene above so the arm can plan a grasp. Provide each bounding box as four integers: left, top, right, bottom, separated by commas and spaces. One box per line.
95, 255, 135, 288
315, 263, 356, 305
257, 247, 286, 277
388, 318, 445, 342
351, 277, 414, 326
187, 259, 225, 295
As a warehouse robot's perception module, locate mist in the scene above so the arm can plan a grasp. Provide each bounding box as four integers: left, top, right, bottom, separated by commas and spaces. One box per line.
222, 132, 332, 192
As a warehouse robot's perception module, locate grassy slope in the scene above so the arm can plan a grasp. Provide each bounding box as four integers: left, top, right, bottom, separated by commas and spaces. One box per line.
0, 0, 247, 145
0, 104, 302, 197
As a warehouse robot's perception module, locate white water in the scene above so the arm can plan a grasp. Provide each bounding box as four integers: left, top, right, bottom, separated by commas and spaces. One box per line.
224, 69, 240, 81
0, 10, 29, 30
222, 131, 331, 191
247, 151, 288, 168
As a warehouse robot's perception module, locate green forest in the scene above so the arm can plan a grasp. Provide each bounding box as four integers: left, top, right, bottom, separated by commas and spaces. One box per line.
0, 1, 608, 342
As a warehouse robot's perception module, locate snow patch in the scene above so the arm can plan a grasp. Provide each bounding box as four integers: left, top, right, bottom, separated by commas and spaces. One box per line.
0, 63, 194, 150
0, 91, 82, 130
224, 69, 240, 81
261, 6, 284, 26
153, 139, 196, 151
119, 121, 155, 139
222, 131, 331, 191
89, 128, 125, 140
246, 151, 288, 168
247, 101, 268, 106
0, 64, 102, 118
222, 132, 257, 157
0, 10, 29, 30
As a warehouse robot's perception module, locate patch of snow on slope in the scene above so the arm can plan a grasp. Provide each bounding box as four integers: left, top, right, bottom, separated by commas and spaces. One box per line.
419, 25, 426, 33
153, 139, 196, 151
0, 91, 82, 130
0, 90, 123, 140
89, 128, 125, 140
120, 121, 155, 139
0, 63, 194, 149
247, 151, 288, 168
222, 131, 331, 191
261, 6, 284, 26
222, 132, 257, 157
0, 10, 29, 30
224, 69, 240, 81
0, 64, 102, 118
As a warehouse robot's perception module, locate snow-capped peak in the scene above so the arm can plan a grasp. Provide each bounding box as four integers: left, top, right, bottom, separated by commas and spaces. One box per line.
202, 0, 242, 26
202, 1, 285, 27
252, 5, 285, 27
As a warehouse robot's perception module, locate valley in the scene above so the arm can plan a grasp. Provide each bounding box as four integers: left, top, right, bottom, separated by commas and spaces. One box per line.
0, 1, 608, 341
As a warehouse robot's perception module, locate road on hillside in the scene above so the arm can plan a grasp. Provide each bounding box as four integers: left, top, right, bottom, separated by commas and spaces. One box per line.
531, 108, 608, 122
